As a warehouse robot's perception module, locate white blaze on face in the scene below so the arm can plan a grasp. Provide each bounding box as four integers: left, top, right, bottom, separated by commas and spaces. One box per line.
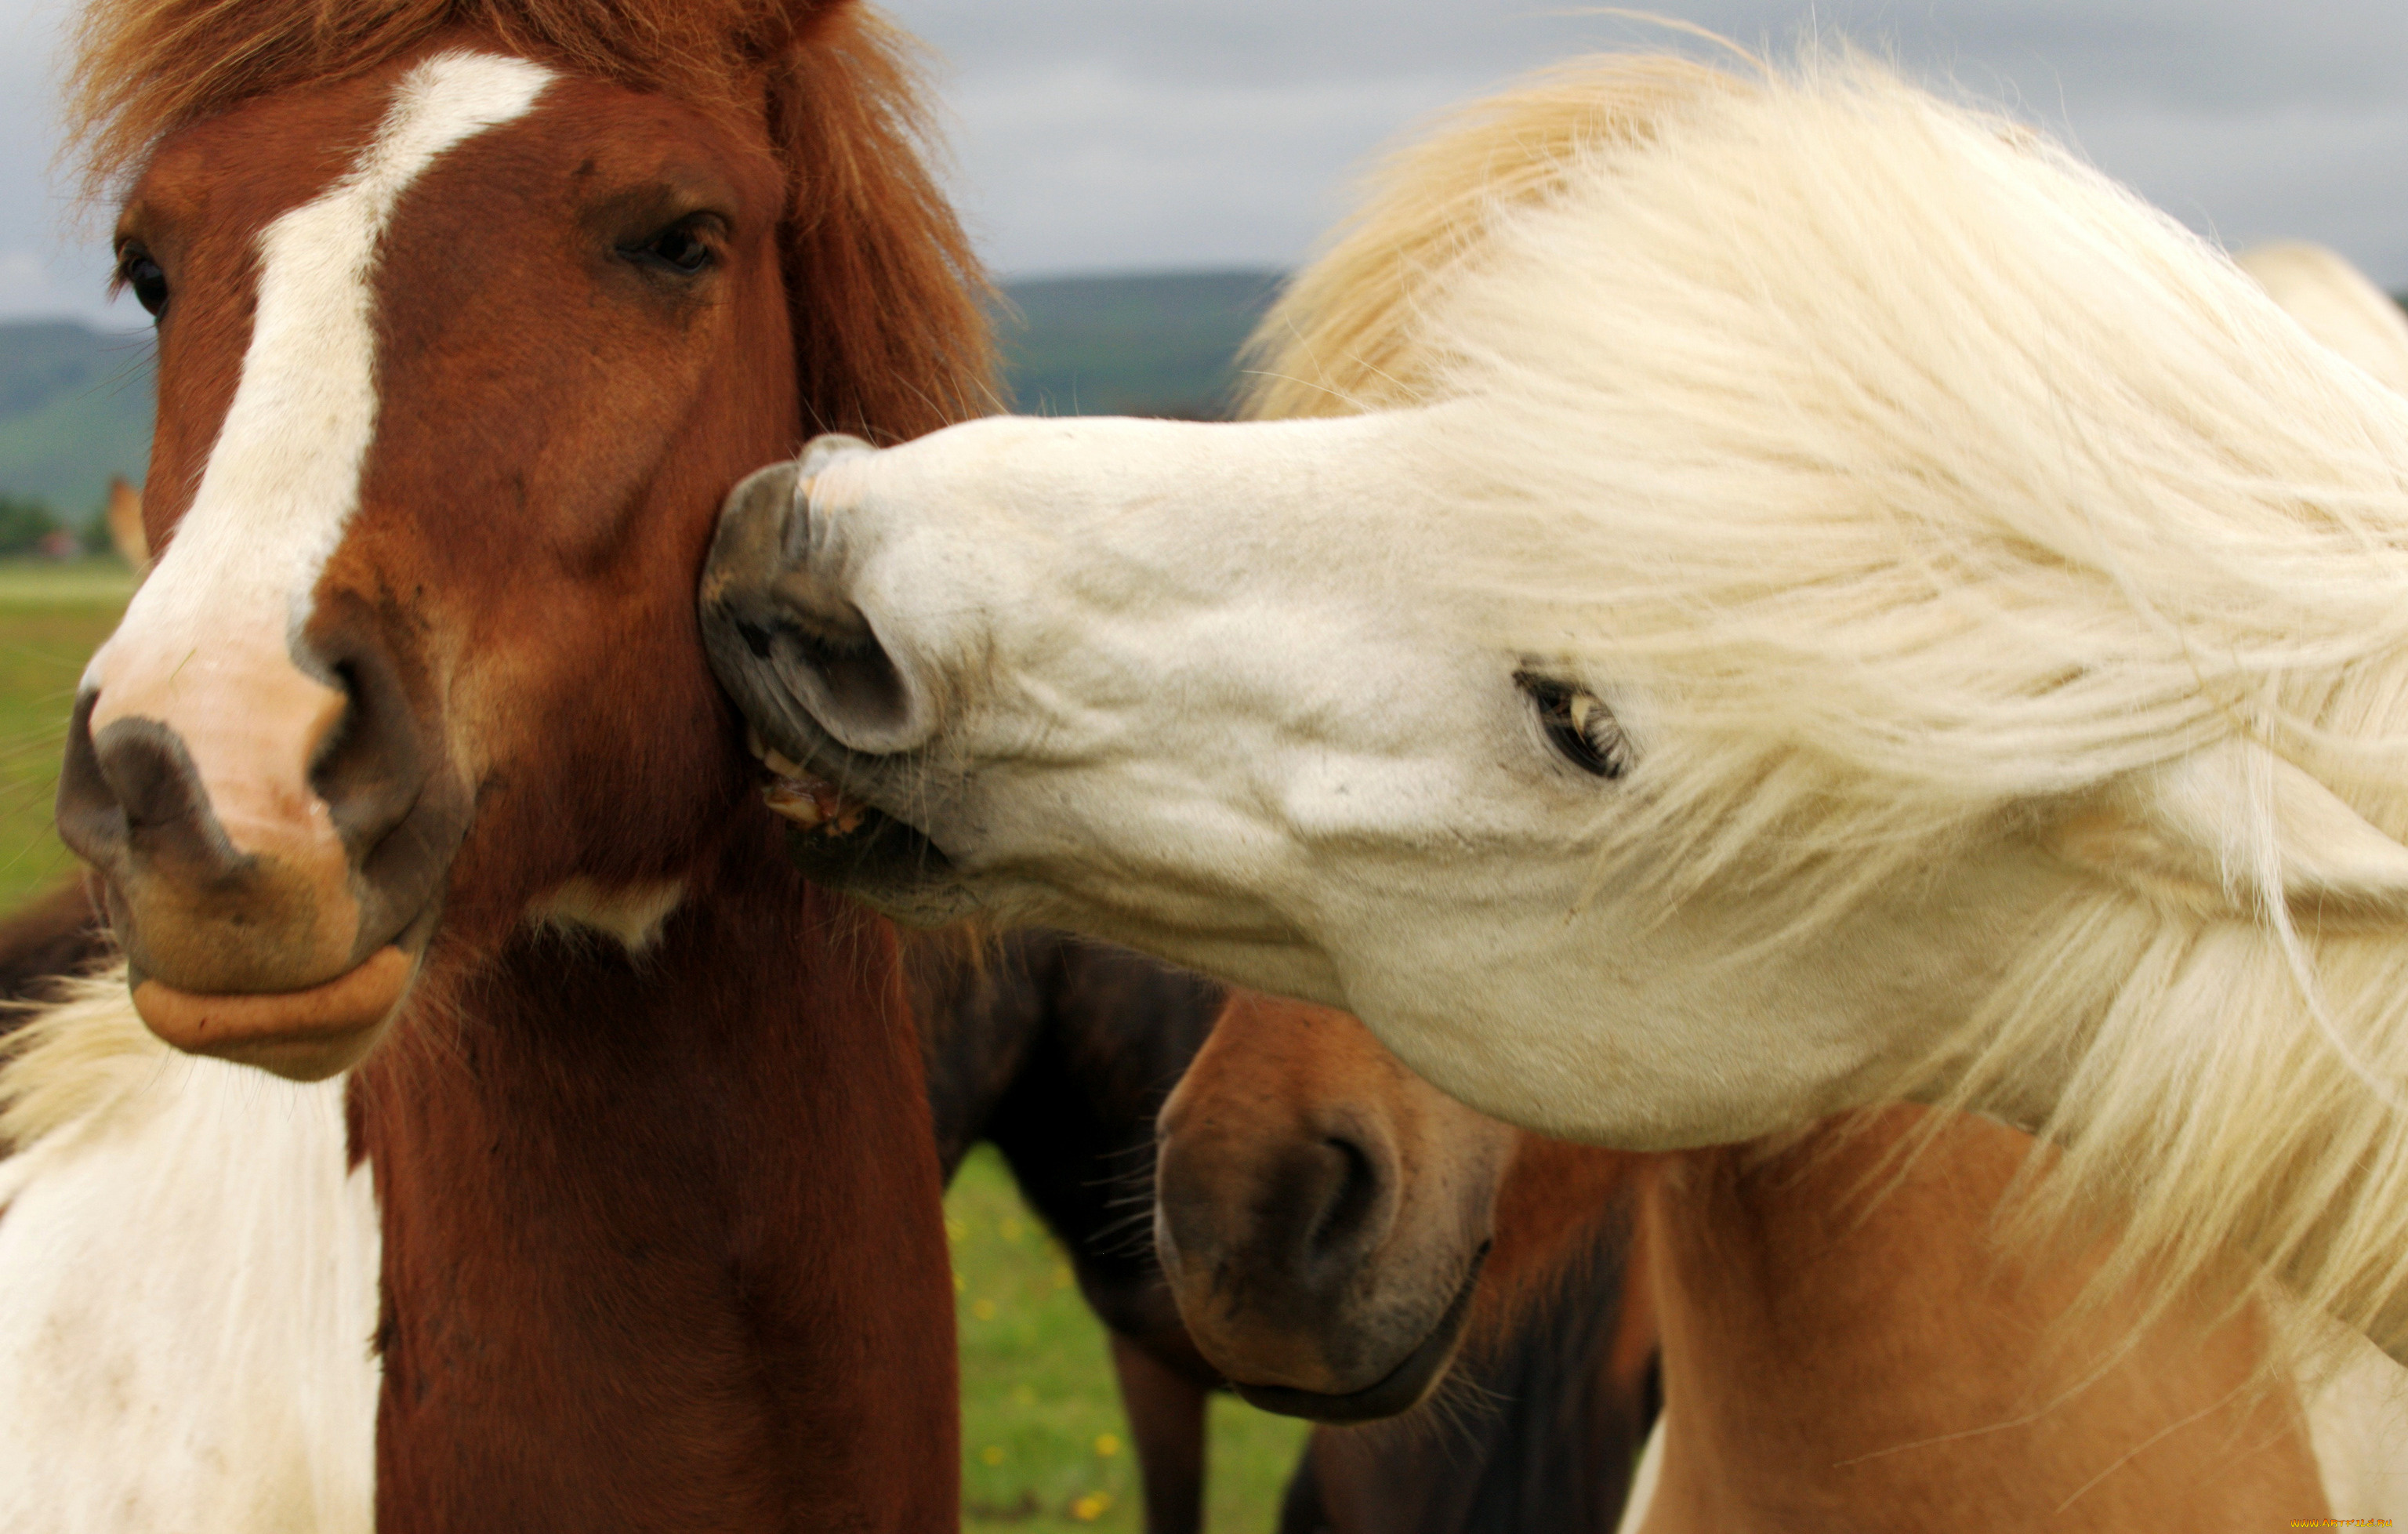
85, 52, 554, 858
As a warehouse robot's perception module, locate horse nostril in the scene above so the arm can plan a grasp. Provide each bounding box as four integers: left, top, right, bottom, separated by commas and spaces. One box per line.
768, 599, 915, 746
702, 458, 934, 760
307, 637, 428, 865
56, 692, 132, 872
57, 701, 245, 889
1303, 1133, 1390, 1270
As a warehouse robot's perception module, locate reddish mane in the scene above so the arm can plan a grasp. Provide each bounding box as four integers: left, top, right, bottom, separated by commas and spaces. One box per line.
68, 0, 993, 442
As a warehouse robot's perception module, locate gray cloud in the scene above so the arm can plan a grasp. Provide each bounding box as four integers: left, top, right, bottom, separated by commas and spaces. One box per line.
2, 0, 2404, 325
890, 0, 2408, 281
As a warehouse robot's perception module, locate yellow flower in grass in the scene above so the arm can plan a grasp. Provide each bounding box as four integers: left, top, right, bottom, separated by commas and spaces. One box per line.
1093, 1434, 1121, 1458
970, 1298, 998, 1321
979, 1445, 1005, 1467
1071, 1492, 1112, 1521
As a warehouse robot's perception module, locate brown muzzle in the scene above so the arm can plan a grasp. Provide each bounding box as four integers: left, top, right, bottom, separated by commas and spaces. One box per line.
58, 611, 462, 1081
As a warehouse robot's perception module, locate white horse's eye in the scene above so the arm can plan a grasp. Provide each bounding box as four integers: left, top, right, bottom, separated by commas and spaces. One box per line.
1516, 673, 1630, 780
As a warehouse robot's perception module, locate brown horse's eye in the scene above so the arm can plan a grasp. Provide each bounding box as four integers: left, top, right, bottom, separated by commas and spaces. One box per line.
118, 246, 169, 318
621, 216, 716, 277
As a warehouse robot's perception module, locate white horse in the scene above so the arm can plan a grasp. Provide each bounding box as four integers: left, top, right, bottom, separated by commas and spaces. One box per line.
699, 52, 2408, 1363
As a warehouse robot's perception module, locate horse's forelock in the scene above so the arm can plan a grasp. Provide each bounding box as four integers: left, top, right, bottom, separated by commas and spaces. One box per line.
69, 0, 831, 193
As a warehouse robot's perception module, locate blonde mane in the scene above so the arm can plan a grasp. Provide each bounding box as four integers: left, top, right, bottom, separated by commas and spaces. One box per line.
0, 966, 172, 1155
0, 968, 380, 1531
1246, 53, 2408, 1359
2237, 241, 2408, 398
1240, 54, 1746, 422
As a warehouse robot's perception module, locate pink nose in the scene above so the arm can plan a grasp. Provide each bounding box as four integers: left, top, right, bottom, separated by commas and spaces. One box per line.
56, 613, 457, 1078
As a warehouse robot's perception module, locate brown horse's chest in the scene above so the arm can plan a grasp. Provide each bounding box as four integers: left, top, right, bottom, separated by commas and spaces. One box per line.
357, 866, 957, 1532
1637, 1112, 2327, 1532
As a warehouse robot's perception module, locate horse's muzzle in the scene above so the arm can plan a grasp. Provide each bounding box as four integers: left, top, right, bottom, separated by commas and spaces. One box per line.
56, 618, 466, 1081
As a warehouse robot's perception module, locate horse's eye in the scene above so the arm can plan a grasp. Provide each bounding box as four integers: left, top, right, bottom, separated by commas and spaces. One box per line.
622, 216, 716, 276
118, 247, 169, 318
1516, 673, 1631, 780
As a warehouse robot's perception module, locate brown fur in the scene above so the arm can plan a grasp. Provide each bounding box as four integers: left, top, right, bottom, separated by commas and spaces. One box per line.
0, 873, 110, 1012
68, 0, 992, 444
1162, 992, 1643, 1391
1637, 1111, 2326, 1530
63, 2, 993, 1525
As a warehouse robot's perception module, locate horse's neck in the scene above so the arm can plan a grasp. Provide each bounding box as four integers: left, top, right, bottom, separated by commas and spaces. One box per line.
355, 826, 957, 1532
945, 936, 1224, 1346
1631, 1110, 2324, 1533
908, 928, 1058, 1177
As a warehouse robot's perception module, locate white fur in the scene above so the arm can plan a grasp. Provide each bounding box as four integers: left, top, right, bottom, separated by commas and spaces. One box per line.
1615, 1416, 1665, 1533
766, 56, 2408, 1360
2238, 241, 2408, 398
0, 976, 380, 1532
526, 877, 687, 952
2307, 1335, 2408, 1519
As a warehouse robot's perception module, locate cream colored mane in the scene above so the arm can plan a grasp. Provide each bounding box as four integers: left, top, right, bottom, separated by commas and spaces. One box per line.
0, 966, 379, 1531
1244, 54, 2408, 1359
2237, 241, 2408, 398
0, 966, 168, 1151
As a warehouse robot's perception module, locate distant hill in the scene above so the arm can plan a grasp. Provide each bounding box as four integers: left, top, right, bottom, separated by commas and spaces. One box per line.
0, 269, 1287, 517
0, 322, 155, 520
996, 269, 1282, 419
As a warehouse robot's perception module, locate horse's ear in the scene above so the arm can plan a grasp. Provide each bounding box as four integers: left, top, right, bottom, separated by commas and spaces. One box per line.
2052, 739, 2408, 919
106, 476, 149, 575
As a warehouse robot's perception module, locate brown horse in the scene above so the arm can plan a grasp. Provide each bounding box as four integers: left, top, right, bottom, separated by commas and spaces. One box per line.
919, 932, 1663, 1534
1155, 990, 1655, 1529
2, 0, 986, 1527
1163, 992, 2340, 1530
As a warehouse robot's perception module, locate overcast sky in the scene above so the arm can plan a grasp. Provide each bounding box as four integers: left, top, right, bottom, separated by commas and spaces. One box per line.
3, 1, 2404, 328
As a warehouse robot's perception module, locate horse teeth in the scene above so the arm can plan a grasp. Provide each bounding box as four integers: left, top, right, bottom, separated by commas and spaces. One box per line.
763, 774, 866, 836
763, 777, 829, 829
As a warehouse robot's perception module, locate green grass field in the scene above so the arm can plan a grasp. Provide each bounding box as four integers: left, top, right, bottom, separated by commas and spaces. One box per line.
0, 567, 1312, 1529
951, 1147, 1313, 1530
0, 559, 132, 907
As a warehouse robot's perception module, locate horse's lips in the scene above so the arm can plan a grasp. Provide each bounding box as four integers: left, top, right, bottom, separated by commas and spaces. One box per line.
1222, 1242, 1492, 1426
131, 945, 418, 1083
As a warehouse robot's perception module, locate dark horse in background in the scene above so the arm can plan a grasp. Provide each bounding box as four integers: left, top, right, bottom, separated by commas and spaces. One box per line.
914, 932, 1656, 1534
